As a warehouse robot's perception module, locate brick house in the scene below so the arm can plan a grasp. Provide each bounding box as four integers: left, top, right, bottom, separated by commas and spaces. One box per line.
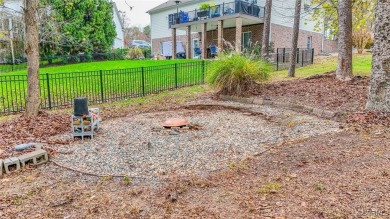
147, 0, 338, 59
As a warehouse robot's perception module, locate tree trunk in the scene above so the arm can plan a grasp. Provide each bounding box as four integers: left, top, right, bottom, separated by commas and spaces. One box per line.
261, 0, 272, 58
366, 0, 390, 112
288, 0, 302, 77
24, 0, 41, 117
336, 0, 353, 81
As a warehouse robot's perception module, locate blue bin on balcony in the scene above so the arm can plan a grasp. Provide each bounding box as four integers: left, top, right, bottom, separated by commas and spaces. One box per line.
179, 11, 189, 23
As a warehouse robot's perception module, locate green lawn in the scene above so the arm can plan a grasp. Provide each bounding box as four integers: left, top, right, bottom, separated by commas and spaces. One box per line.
271, 54, 372, 81
0, 60, 207, 114
1, 59, 200, 75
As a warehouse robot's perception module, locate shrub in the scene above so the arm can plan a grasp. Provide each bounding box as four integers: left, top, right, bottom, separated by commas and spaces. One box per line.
141, 47, 152, 59
125, 47, 144, 60
85, 53, 93, 62
207, 53, 272, 96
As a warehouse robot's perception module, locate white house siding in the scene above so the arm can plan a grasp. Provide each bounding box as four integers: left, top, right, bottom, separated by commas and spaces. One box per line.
270, 0, 319, 33
2, 0, 23, 12
112, 4, 124, 49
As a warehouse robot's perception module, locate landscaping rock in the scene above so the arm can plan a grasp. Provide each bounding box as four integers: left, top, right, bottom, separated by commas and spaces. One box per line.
52, 100, 339, 183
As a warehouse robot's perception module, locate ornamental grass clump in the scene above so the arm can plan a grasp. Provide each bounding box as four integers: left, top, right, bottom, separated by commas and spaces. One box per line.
125, 47, 144, 60
207, 53, 272, 96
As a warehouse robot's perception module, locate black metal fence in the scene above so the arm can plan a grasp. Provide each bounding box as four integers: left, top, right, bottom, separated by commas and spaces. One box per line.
0, 51, 129, 74
0, 61, 206, 114
270, 48, 315, 71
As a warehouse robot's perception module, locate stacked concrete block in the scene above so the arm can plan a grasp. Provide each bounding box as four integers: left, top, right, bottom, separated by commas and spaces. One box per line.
72, 108, 100, 140
4, 157, 20, 174
18, 149, 49, 167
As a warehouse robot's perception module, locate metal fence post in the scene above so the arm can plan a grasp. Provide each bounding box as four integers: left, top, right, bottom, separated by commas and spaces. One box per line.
311, 48, 315, 64
174, 63, 178, 88
46, 73, 52, 109
301, 51, 304, 67
202, 60, 205, 84
296, 48, 300, 64
99, 70, 104, 102
276, 51, 279, 71
283, 48, 286, 63
141, 67, 145, 96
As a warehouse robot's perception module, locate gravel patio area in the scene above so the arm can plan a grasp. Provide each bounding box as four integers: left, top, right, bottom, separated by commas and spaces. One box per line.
52, 100, 340, 183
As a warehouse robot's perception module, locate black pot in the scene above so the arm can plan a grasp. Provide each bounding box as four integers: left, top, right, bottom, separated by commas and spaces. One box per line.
74, 97, 89, 116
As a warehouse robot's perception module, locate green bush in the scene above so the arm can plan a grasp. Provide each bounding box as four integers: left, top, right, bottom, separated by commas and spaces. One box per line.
125, 48, 144, 60
141, 47, 152, 59
207, 53, 272, 96
85, 54, 93, 62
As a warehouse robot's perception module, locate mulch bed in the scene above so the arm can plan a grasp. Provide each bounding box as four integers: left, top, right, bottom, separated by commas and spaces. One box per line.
252, 73, 369, 112
0, 111, 70, 159
251, 73, 390, 132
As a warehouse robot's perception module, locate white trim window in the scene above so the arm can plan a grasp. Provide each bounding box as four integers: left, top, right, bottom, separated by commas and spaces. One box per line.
307, 36, 312, 49
242, 31, 252, 49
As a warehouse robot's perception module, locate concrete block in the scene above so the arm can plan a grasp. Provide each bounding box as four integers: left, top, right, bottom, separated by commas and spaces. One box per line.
290, 104, 305, 110
303, 105, 314, 112
18, 149, 48, 168
4, 157, 20, 174
274, 101, 289, 107
263, 100, 274, 105
0, 159, 3, 176
313, 108, 324, 117
219, 95, 232, 101
252, 97, 264, 105
322, 110, 336, 118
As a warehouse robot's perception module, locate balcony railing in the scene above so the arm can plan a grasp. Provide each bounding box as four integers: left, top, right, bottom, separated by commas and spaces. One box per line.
169, 0, 265, 27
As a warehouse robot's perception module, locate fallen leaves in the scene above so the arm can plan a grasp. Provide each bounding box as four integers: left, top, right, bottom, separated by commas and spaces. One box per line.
252, 73, 369, 112
0, 111, 70, 159
346, 111, 390, 132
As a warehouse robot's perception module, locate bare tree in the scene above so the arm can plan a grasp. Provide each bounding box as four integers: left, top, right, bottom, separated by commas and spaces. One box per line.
366, 0, 390, 112
24, 0, 40, 117
336, 0, 353, 81
261, 0, 272, 58
288, 0, 302, 77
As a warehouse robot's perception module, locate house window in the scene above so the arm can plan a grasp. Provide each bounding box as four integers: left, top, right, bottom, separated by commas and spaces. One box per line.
307, 36, 312, 49
242, 32, 252, 49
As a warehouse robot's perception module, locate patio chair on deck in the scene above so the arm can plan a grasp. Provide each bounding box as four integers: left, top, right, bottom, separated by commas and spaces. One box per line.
209, 45, 218, 58
194, 47, 202, 59
211, 5, 221, 18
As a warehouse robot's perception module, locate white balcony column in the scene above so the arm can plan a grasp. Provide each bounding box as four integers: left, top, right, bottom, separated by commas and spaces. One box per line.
186, 26, 192, 59
235, 18, 242, 54
172, 27, 177, 59
217, 20, 224, 51
201, 23, 207, 59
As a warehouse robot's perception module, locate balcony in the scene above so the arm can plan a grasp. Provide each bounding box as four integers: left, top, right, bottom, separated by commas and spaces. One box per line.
169, 0, 265, 27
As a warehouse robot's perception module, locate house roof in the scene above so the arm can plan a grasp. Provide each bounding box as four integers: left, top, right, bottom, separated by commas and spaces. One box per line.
112, 2, 124, 30
147, 0, 208, 14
